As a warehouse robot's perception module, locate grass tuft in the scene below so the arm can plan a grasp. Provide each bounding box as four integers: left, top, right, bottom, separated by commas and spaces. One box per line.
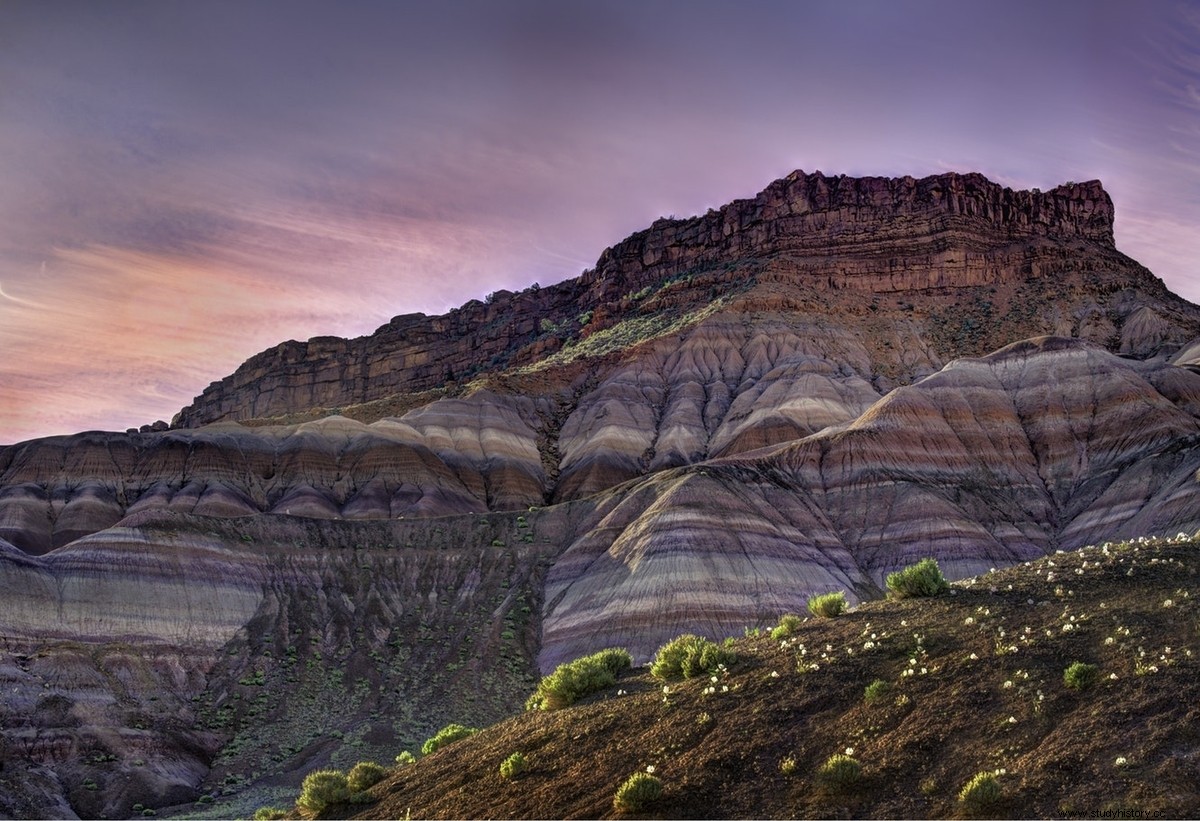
421, 723, 478, 756
613, 772, 663, 812
807, 591, 847, 618
885, 558, 950, 599
526, 648, 632, 711
650, 634, 736, 681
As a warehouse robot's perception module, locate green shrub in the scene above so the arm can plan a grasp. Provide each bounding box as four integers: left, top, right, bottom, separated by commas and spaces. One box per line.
650, 634, 736, 681
526, 648, 633, 711
252, 809, 288, 821
346, 761, 387, 792
394, 750, 416, 766
421, 723, 478, 755
499, 751, 527, 779
958, 771, 1002, 811
1063, 661, 1099, 691
817, 754, 861, 791
769, 614, 804, 640
885, 558, 949, 599
864, 679, 891, 703
807, 591, 847, 618
297, 769, 350, 815
613, 772, 663, 812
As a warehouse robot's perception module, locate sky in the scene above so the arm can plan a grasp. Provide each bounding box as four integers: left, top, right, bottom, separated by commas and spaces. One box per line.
1, 0, 1198, 444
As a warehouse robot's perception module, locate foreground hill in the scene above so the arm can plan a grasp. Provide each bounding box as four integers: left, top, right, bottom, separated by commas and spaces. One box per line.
334, 535, 1199, 819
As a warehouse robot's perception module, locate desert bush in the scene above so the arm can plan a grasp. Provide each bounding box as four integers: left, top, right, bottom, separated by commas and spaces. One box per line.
613, 772, 663, 812
347, 761, 387, 792
526, 647, 632, 711
864, 679, 891, 703
499, 751, 527, 779
421, 723, 478, 755
770, 613, 804, 640
297, 769, 350, 815
885, 558, 949, 598
817, 754, 862, 791
394, 750, 416, 766
807, 591, 847, 618
650, 634, 736, 681
252, 809, 288, 821
780, 756, 797, 775
1063, 661, 1099, 691
958, 771, 1002, 811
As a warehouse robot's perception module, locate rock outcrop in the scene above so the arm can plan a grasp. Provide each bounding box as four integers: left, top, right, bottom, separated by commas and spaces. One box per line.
172, 171, 1199, 430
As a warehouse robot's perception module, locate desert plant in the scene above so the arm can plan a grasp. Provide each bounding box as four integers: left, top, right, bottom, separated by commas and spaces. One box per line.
650, 634, 736, 681
817, 753, 862, 791
885, 558, 950, 599
297, 769, 351, 815
613, 772, 663, 812
252, 809, 288, 821
394, 750, 416, 766
347, 761, 387, 792
421, 723, 478, 755
526, 647, 632, 711
770, 613, 804, 640
864, 679, 891, 703
958, 771, 1002, 811
780, 756, 797, 775
807, 591, 847, 618
499, 751, 527, 779
1063, 661, 1100, 691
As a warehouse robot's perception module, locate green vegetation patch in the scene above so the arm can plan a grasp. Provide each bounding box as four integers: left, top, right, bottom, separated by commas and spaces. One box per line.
817, 753, 862, 792
770, 613, 804, 640
613, 772, 663, 813
807, 591, 847, 618
526, 647, 633, 711
885, 558, 950, 599
421, 723, 478, 755
1063, 661, 1100, 691
650, 634, 736, 681
346, 760, 387, 792
958, 771, 1003, 812
499, 751, 527, 779
296, 769, 350, 815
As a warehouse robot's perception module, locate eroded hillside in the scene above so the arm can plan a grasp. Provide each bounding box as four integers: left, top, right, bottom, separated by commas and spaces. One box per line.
2, 171, 1200, 818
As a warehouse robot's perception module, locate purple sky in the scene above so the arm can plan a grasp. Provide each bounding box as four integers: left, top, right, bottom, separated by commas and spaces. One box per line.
1, 1, 1198, 444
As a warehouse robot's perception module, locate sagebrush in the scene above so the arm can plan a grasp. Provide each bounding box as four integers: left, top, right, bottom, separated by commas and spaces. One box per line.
526, 647, 632, 710
422, 723, 478, 755
650, 634, 736, 681
296, 769, 350, 815
885, 558, 949, 598
959, 771, 1002, 810
347, 760, 387, 792
613, 772, 663, 812
500, 751, 527, 779
807, 591, 847, 618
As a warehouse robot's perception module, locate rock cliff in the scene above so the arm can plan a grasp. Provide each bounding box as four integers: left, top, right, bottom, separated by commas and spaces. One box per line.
171, 171, 1196, 430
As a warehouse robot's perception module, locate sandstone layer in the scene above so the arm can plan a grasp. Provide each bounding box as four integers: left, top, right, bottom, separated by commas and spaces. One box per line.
172, 171, 1200, 430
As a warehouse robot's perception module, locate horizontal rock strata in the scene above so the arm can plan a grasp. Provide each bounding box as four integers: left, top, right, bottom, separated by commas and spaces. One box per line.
538, 338, 1200, 668
172, 171, 1199, 429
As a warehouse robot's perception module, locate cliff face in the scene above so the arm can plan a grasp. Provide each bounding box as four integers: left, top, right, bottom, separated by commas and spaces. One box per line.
171, 171, 1181, 430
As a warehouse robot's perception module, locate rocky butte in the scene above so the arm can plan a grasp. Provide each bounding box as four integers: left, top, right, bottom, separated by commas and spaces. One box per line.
1, 170, 1200, 818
